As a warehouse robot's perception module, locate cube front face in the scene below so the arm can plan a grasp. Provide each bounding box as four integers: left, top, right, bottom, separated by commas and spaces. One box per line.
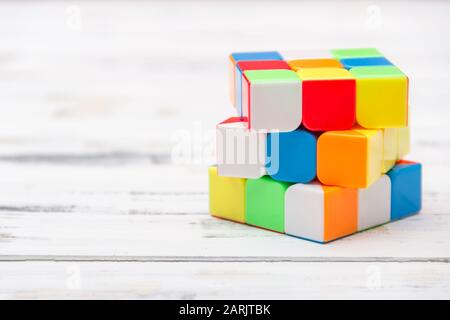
266, 130, 317, 183
297, 68, 355, 131
285, 183, 357, 243
243, 70, 301, 131
245, 176, 291, 233
357, 175, 391, 231
209, 166, 246, 223
317, 130, 382, 188
350, 66, 408, 128
388, 162, 422, 220
216, 118, 266, 179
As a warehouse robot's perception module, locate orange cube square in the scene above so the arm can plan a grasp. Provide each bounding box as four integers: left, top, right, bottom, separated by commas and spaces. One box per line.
288, 58, 343, 71
317, 128, 383, 188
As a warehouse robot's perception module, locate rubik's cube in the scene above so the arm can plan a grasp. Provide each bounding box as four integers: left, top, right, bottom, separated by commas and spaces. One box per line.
209, 48, 422, 243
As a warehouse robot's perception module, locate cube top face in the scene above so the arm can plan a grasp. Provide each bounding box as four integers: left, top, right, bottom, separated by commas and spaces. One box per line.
244, 69, 300, 83
230, 51, 283, 63
266, 130, 317, 183
330, 48, 383, 59
357, 174, 391, 231
245, 176, 291, 233
340, 57, 393, 69
317, 129, 382, 188
298, 68, 356, 131
288, 59, 343, 71
297, 67, 354, 81
209, 166, 246, 223
388, 162, 422, 220
242, 70, 302, 132
350, 66, 408, 128
285, 183, 357, 243
237, 60, 291, 72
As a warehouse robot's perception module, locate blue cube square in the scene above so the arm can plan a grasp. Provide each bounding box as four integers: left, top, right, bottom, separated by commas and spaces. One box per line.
387, 161, 422, 220
340, 57, 393, 70
266, 130, 317, 183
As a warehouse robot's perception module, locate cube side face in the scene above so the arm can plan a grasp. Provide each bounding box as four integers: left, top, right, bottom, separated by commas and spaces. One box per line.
364, 129, 383, 186
245, 176, 291, 233
317, 131, 369, 188
248, 74, 302, 131
351, 67, 408, 128
216, 120, 266, 179
331, 48, 383, 59
285, 183, 325, 242
357, 175, 391, 231
382, 128, 398, 173
388, 163, 422, 220
209, 166, 246, 223
235, 66, 243, 116
229, 57, 237, 106
302, 79, 356, 131
266, 130, 317, 183
323, 186, 358, 242
340, 57, 392, 69
398, 126, 410, 158
288, 59, 343, 71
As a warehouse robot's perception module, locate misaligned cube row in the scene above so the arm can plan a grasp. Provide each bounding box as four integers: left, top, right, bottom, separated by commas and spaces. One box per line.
209, 161, 421, 243
216, 117, 410, 188
228, 48, 408, 131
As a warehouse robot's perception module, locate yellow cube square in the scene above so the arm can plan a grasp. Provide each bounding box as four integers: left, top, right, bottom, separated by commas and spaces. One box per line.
350, 66, 408, 128
398, 126, 410, 158
209, 166, 246, 223
382, 128, 398, 173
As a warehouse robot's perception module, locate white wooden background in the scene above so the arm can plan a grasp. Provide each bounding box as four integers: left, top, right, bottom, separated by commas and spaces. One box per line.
0, 0, 449, 299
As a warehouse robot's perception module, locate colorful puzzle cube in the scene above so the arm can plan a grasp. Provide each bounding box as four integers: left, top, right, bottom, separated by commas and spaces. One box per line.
297, 68, 355, 131
216, 117, 266, 179
317, 128, 382, 188
387, 161, 422, 220
246, 176, 291, 233
350, 66, 408, 128
266, 129, 317, 183
209, 166, 246, 223
242, 69, 301, 131
211, 48, 421, 244
285, 182, 358, 243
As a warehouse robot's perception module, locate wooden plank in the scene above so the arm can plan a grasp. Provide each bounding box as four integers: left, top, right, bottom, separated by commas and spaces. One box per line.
0, 261, 449, 299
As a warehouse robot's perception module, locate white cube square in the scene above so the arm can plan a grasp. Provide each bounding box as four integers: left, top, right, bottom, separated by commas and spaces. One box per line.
216, 118, 266, 179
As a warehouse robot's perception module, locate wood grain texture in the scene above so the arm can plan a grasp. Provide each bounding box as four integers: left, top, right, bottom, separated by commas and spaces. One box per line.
0, 0, 449, 299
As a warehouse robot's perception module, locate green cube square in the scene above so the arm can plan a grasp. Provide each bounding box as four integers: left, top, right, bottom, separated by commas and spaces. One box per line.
245, 176, 292, 233
330, 48, 383, 59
